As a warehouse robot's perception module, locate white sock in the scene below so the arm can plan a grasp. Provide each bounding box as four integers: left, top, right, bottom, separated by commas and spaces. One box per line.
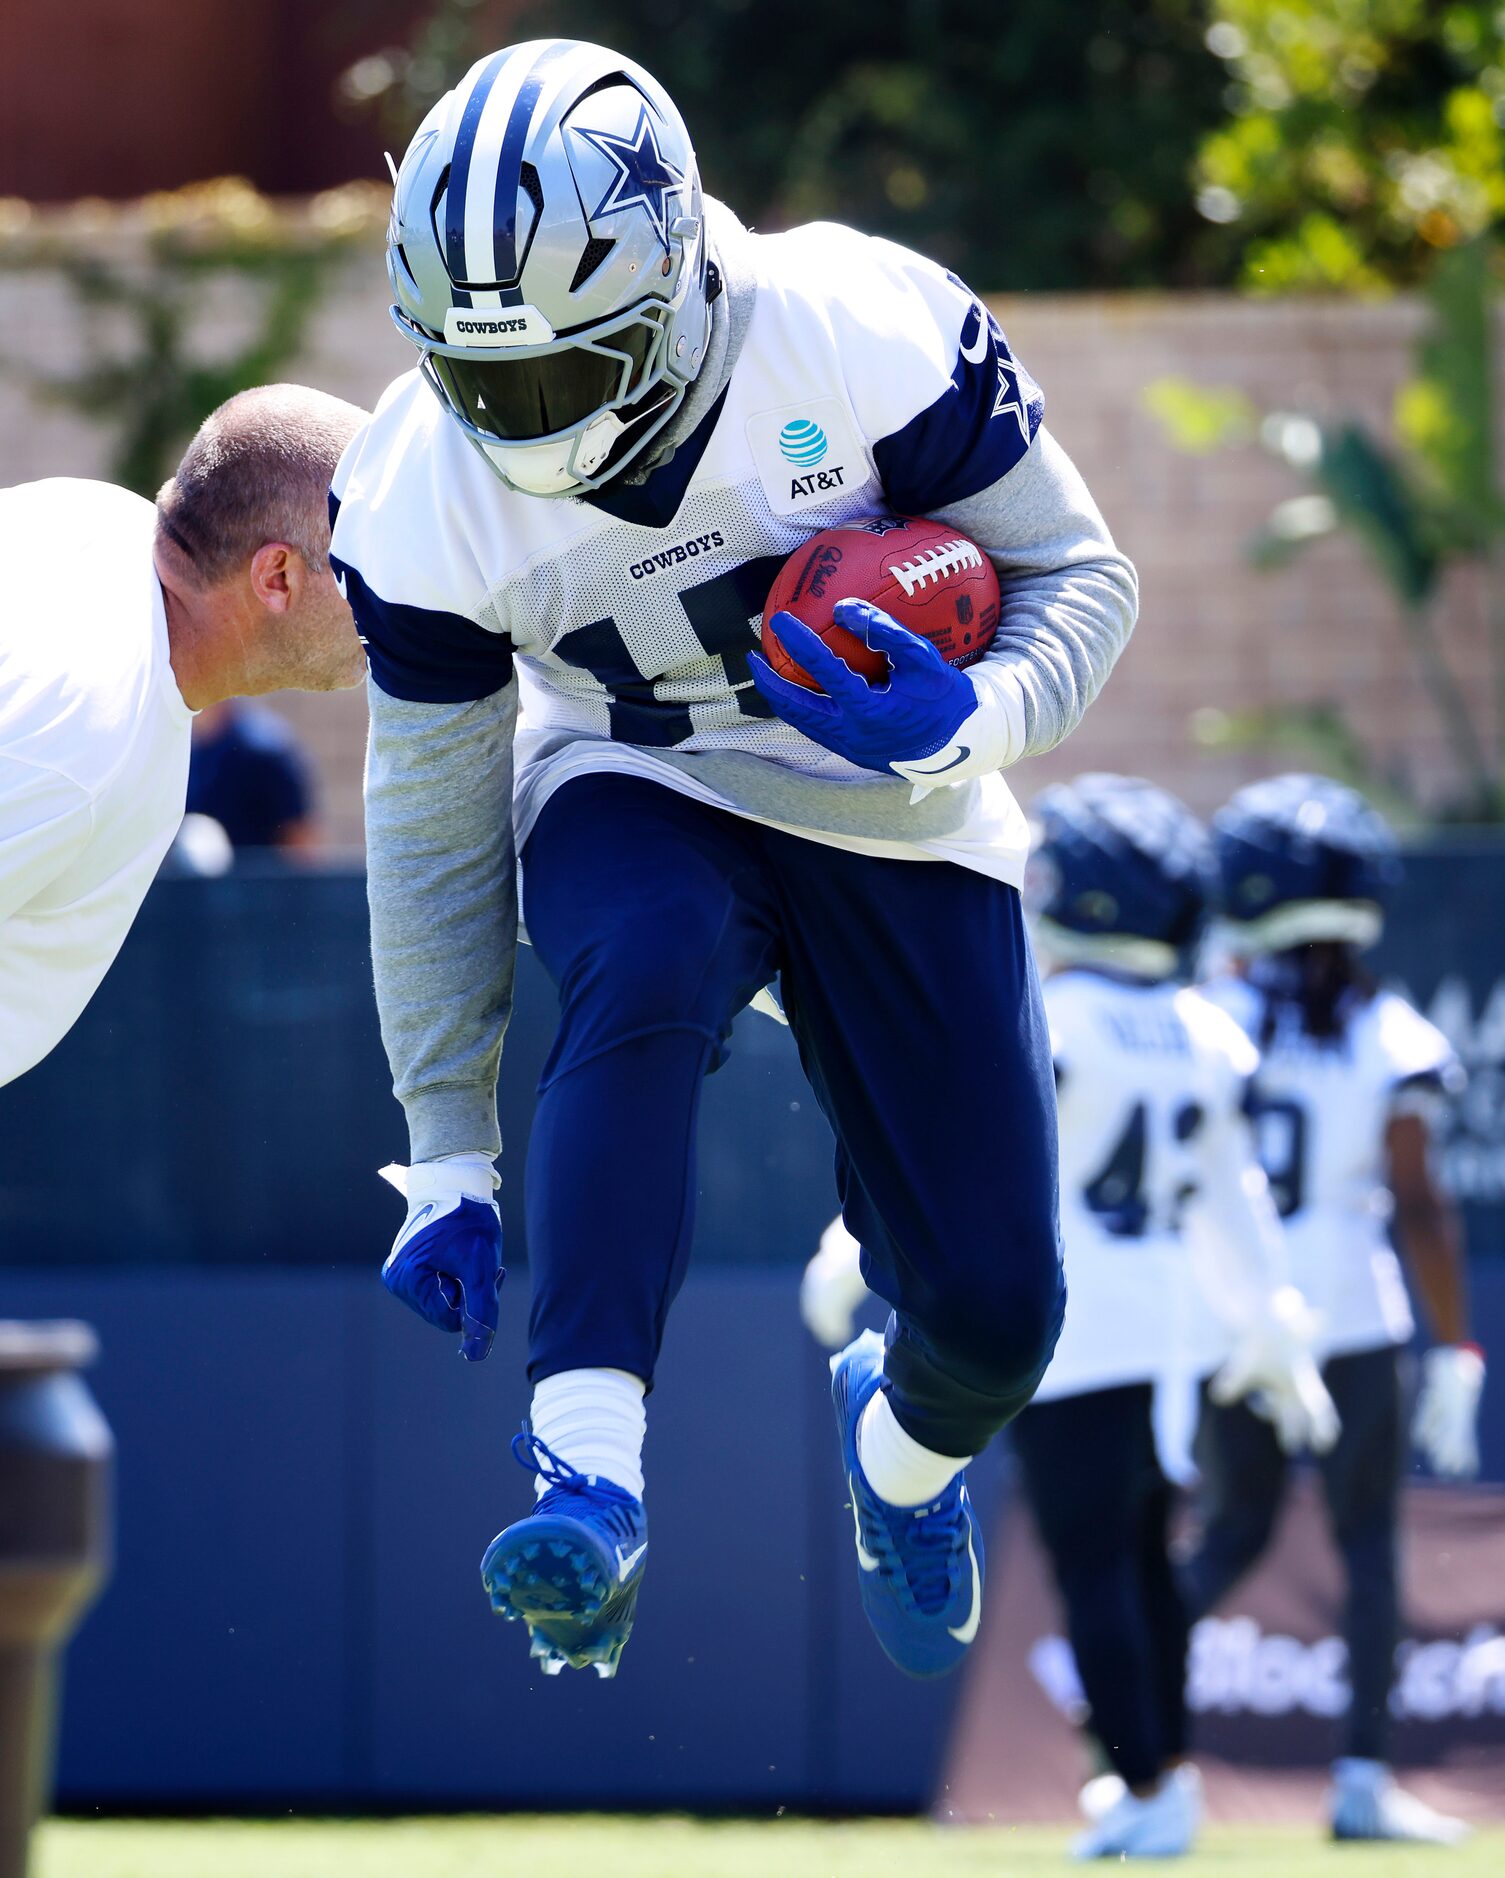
857, 1390, 971, 1507
529, 1367, 647, 1500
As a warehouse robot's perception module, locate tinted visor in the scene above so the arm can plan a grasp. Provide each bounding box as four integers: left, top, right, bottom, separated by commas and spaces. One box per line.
431, 325, 654, 442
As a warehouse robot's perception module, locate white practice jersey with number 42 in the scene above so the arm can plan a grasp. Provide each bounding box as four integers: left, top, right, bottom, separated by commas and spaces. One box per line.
1036, 968, 1261, 1402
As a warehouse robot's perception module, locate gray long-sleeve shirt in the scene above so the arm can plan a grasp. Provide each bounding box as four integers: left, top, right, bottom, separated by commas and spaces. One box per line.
336, 204, 1137, 1162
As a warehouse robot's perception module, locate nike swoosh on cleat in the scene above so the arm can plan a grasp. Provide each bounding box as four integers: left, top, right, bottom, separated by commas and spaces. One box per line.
849, 1476, 879, 1572
947, 1524, 982, 1645
615, 1540, 648, 1582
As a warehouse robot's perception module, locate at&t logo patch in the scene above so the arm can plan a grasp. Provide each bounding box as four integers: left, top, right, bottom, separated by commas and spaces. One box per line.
746, 399, 872, 518
778, 419, 828, 467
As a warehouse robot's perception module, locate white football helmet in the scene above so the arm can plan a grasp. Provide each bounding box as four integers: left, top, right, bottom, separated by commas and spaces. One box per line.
386, 39, 712, 496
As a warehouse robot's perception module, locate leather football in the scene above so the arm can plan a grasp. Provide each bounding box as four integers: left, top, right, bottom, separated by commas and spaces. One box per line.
761, 514, 1000, 691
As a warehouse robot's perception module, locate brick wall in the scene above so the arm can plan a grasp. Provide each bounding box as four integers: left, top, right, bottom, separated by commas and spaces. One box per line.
1003, 291, 1496, 823
2, 240, 1495, 851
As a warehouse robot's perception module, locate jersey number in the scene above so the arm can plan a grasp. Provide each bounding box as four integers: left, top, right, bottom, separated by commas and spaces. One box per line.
1083, 1100, 1204, 1239
1247, 1095, 1307, 1218
553, 556, 785, 748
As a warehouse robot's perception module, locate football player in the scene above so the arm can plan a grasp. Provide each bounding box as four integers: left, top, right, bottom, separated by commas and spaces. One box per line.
1, 385, 367, 1086
330, 39, 1137, 1679
801, 775, 1338, 1858
1183, 775, 1484, 1845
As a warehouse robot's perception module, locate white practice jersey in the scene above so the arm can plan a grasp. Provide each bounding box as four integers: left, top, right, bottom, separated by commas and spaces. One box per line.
1204, 976, 1458, 1360
0, 480, 192, 1085
1037, 968, 1262, 1401
330, 213, 1121, 887
335, 202, 1136, 1162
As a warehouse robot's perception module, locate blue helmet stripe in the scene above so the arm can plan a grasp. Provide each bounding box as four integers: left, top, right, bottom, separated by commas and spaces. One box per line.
444, 50, 510, 289
489, 40, 572, 287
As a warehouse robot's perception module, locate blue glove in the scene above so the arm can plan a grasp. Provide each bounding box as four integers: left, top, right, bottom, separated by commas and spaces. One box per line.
379, 1158, 503, 1362
748, 600, 977, 776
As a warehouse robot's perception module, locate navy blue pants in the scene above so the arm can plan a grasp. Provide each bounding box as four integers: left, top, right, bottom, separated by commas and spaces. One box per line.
1013, 1383, 1189, 1790
520, 774, 1063, 1456
1182, 1345, 1404, 1761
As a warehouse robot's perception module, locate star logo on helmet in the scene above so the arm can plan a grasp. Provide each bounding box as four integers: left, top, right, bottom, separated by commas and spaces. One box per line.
573, 106, 685, 257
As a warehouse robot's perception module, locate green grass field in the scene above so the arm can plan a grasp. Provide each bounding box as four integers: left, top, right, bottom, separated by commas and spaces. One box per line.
34, 1817, 1505, 1878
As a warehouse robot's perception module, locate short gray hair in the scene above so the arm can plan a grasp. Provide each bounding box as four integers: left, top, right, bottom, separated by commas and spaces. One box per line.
155, 383, 367, 586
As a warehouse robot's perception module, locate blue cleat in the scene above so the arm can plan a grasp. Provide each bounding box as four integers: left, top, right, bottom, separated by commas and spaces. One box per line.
480, 1429, 648, 1680
831, 1328, 985, 1679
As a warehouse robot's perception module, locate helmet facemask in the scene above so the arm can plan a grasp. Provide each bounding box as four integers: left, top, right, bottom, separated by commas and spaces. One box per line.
411, 294, 688, 495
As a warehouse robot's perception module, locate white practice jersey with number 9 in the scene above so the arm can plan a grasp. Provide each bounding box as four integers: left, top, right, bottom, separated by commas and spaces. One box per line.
1037, 967, 1261, 1402
1202, 976, 1458, 1362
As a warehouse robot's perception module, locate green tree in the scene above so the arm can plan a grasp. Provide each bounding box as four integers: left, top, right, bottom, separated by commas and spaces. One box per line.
1152, 7, 1505, 814
1198, 1, 1505, 291
346, 0, 1233, 291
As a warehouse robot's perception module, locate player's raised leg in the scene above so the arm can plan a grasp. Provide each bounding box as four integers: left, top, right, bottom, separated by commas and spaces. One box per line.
481, 775, 779, 1673
776, 834, 1063, 1676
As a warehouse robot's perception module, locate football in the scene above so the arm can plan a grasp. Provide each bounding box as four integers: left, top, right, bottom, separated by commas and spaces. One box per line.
760, 514, 1000, 691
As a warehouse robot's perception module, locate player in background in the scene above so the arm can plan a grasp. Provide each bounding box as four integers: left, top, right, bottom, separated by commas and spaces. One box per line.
1183, 774, 1484, 1846
186, 699, 319, 854
802, 774, 1338, 1860
0, 385, 367, 1086
331, 38, 1137, 1678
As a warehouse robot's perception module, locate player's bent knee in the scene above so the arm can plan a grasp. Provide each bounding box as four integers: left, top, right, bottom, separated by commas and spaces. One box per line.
887, 1270, 1064, 1454
928, 1239, 1065, 1399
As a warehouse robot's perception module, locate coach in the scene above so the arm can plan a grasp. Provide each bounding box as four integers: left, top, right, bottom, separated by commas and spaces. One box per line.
0, 383, 368, 1086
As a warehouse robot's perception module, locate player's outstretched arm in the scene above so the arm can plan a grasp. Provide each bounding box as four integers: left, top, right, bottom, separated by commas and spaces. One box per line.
1185, 1098, 1340, 1455
365, 679, 518, 1357
366, 678, 519, 1156
1389, 1108, 1485, 1476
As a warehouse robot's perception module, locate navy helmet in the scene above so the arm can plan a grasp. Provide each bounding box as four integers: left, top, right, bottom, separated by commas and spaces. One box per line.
1212, 773, 1401, 953
1025, 773, 1212, 978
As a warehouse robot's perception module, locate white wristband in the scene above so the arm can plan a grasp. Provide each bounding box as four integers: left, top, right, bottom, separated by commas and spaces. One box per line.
379, 1154, 499, 1205
891, 662, 1029, 803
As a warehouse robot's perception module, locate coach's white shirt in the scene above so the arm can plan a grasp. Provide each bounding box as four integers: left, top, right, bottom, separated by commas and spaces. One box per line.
0, 480, 192, 1085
